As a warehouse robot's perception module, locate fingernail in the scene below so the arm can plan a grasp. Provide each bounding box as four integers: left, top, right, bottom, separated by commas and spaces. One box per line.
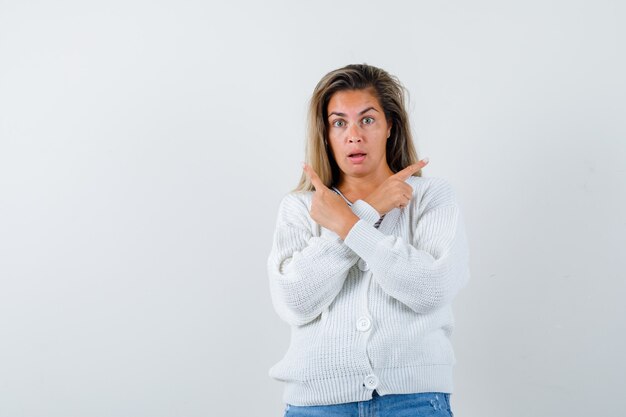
422, 157, 429, 164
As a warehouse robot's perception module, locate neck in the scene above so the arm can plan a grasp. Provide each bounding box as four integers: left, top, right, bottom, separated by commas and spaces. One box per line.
336, 167, 394, 201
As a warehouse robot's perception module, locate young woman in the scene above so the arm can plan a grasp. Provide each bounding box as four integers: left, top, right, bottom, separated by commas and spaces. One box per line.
268, 64, 470, 416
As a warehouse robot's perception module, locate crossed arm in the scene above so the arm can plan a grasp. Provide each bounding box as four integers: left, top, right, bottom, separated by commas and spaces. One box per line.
268, 161, 469, 326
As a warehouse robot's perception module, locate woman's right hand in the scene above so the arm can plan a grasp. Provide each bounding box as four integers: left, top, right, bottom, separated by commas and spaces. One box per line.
363, 159, 429, 215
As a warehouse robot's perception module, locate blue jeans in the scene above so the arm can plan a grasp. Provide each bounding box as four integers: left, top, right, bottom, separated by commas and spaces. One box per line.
284, 391, 454, 417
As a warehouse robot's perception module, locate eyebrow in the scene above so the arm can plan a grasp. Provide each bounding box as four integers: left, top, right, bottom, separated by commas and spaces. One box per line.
328, 107, 379, 118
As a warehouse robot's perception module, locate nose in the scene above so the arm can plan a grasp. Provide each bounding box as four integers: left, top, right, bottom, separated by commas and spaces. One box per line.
347, 123, 362, 143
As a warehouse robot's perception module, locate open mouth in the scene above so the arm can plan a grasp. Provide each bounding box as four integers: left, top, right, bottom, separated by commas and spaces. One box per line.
348, 153, 367, 163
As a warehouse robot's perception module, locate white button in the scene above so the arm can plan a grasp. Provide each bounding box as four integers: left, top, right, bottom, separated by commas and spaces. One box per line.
363, 374, 379, 390
356, 316, 371, 332
357, 259, 369, 271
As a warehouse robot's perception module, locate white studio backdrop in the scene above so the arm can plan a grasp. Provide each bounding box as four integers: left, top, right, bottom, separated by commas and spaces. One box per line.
1, 1, 625, 416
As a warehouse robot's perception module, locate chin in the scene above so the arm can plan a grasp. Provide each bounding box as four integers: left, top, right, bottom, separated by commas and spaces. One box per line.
343, 167, 371, 177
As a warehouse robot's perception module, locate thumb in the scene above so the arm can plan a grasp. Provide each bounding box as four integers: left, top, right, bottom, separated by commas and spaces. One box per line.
302, 163, 327, 191
393, 159, 428, 181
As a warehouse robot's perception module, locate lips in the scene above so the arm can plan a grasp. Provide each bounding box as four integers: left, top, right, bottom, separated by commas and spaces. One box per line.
347, 149, 367, 157
347, 152, 367, 164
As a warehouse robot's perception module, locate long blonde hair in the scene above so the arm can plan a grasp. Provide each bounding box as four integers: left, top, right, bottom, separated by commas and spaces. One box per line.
295, 64, 421, 191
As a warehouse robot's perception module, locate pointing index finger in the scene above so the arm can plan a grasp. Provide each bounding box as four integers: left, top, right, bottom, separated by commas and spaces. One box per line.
393, 159, 428, 181
303, 163, 327, 190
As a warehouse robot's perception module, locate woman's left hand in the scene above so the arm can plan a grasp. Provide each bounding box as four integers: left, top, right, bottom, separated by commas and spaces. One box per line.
303, 164, 359, 240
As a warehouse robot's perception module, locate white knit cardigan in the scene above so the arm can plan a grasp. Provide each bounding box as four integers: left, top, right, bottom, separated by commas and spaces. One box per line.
267, 176, 470, 406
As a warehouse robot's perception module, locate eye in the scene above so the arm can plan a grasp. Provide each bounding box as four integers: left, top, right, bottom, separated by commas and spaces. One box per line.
362, 116, 374, 125
332, 119, 346, 128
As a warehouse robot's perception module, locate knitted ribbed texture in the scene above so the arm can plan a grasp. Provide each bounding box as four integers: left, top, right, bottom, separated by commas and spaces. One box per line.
267, 176, 470, 406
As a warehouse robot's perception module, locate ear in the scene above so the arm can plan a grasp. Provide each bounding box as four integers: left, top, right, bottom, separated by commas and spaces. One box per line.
386, 120, 393, 139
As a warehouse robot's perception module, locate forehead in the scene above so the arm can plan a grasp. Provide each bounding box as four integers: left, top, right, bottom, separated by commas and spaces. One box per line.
327, 88, 382, 113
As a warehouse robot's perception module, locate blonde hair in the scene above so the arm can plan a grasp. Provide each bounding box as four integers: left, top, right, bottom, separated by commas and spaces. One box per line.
295, 64, 421, 192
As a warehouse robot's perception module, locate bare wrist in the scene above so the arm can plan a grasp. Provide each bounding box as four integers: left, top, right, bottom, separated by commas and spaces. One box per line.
338, 214, 359, 240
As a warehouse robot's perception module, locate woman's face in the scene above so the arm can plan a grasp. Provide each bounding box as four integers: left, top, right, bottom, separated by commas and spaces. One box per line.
326, 88, 392, 181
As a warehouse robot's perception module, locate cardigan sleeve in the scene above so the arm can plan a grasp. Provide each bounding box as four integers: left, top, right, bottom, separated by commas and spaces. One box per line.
343, 179, 470, 314
267, 193, 359, 326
